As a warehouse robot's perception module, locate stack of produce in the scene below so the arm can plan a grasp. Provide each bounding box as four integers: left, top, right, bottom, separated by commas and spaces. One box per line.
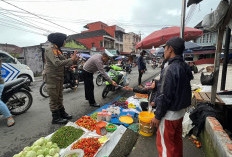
13, 137, 60, 157
135, 93, 148, 99
75, 116, 97, 131
117, 97, 128, 102
90, 112, 98, 120
51, 126, 84, 149
106, 106, 121, 115
112, 101, 128, 109
71, 137, 102, 157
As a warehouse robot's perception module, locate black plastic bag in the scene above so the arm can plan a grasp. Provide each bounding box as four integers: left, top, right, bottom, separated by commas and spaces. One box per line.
200, 72, 214, 85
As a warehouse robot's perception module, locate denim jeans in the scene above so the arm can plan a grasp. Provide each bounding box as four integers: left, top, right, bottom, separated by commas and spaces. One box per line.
0, 84, 12, 118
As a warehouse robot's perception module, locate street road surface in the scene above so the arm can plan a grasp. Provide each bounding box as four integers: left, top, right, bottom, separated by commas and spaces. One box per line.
0, 66, 160, 157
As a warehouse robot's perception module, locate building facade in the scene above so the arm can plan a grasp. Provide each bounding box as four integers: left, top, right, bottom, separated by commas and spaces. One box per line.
123, 32, 141, 54
68, 21, 125, 52
194, 21, 232, 49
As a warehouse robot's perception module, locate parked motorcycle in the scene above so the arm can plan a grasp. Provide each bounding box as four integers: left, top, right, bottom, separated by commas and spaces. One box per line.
151, 60, 158, 69
96, 66, 111, 86
122, 64, 132, 74
40, 66, 80, 98
2, 78, 33, 115
102, 65, 129, 98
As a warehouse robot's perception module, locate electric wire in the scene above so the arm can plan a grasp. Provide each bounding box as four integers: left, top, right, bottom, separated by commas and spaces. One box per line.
0, 12, 52, 32
0, 0, 78, 33
0, 20, 46, 35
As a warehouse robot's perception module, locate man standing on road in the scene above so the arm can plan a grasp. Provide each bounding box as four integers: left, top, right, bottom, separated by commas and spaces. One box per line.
83, 53, 117, 107
137, 50, 146, 88
151, 37, 193, 157
44, 32, 79, 124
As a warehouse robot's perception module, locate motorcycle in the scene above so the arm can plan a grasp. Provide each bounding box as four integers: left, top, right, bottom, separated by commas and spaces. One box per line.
40, 66, 80, 98
96, 66, 111, 86
122, 64, 132, 74
2, 78, 33, 115
151, 60, 158, 69
102, 65, 129, 98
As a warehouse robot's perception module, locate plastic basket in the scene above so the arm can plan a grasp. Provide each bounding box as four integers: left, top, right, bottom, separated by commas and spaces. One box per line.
106, 123, 117, 132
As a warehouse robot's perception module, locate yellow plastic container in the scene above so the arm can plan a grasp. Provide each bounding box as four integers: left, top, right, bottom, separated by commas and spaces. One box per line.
139, 111, 155, 136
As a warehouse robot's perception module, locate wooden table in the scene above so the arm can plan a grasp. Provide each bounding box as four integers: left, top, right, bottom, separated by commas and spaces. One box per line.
193, 91, 225, 105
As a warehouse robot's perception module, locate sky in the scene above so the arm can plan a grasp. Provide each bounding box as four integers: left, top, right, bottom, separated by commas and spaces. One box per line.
0, 0, 219, 47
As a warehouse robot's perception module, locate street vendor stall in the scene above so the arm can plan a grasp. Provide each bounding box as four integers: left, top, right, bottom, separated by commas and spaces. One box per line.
12, 92, 154, 157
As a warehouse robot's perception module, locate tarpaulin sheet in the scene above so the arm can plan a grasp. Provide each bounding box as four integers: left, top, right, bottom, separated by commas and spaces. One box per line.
88, 96, 141, 127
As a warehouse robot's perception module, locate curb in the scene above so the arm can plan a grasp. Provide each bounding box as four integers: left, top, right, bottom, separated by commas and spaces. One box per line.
202, 117, 232, 157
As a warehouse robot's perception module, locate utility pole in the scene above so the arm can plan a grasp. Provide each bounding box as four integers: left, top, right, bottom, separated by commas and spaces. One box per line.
180, 0, 186, 39
221, 27, 231, 90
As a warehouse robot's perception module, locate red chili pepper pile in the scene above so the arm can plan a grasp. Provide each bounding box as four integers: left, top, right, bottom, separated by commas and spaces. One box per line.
71, 137, 101, 157
75, 116, 97, 131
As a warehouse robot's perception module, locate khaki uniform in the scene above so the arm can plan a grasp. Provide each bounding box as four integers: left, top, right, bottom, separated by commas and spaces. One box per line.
44, 43, 74, 112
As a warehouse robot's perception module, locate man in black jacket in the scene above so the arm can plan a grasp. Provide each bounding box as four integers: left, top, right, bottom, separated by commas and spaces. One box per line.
137, 50, 146, 88
151, 37, 193, 157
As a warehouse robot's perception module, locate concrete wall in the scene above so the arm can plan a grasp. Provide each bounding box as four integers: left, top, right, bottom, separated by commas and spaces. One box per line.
123, 33, 140, 53
200, 117, 232, 157
23, 45, 43, 76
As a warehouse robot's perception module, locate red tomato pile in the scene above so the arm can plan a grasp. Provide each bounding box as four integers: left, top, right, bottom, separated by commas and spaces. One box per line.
75, 116, 97, 131
71, 137, 101, 157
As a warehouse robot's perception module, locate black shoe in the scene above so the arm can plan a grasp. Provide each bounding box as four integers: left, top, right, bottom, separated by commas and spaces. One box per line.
52, 110, 68, 124
90, 103, 100, 107
59, 107, 72, 120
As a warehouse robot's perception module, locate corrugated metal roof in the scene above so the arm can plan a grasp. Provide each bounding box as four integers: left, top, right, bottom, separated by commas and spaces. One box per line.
68, 29, 112, 40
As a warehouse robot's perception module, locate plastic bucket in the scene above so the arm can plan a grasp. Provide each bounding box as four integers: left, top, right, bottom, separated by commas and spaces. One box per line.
139, 111, 155, 136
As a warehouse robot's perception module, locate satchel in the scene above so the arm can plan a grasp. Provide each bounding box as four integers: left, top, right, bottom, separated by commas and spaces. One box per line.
200, 72, 214, 85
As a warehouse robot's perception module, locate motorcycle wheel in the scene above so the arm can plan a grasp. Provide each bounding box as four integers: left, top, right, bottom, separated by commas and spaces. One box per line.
40, 82, 50, 98
96, 75, 103, 86
102, 85, 110, 98
7, 89, 33, 115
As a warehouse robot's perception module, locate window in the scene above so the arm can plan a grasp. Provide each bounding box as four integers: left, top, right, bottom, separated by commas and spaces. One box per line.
91, 43, 95, 48
0, 53, 15, 63
202, 34, 206, 43
100, 41, 103, 47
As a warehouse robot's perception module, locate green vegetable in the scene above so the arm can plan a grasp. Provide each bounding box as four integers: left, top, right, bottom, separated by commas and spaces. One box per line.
49, 148, 56, 156
90, 112, 98, 120
26, 150, 36, 157
118, 97, 128, 102
51, 126, 84, 149
46, 141, 52, 148
33, 137, 45, 146
54, 153, 60, 157
13, 137, 60, 157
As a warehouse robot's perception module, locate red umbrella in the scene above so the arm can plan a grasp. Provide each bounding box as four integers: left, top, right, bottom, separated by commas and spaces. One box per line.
136, 26, 203, 49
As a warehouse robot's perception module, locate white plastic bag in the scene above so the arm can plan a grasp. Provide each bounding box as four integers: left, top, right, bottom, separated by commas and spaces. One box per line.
61, 149, 84, 157
182, 112, 194, 137
126, 97, 140, 108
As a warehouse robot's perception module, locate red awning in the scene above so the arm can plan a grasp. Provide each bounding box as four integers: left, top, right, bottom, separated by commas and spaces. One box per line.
136, 26, 203, 49
120, 52, 131, 55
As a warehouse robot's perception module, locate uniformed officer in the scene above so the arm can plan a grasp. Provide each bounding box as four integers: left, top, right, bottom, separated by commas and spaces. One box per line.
44, 33, 79, 124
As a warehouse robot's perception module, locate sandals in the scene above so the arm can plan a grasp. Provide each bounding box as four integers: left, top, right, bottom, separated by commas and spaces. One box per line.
7, 117, 15, 127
